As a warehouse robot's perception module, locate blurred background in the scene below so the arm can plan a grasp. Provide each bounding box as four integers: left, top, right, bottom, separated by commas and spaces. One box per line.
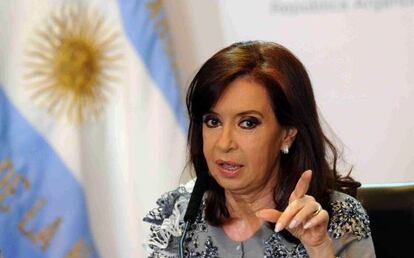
0, 0, 413, 257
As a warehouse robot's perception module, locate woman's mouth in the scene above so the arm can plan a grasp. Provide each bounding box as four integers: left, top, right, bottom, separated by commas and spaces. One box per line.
215, 160, 243, 177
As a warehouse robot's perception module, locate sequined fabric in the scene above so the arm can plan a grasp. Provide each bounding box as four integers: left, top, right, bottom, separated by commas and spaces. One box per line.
264, 234, 308, 258
143, 185, 372, 258
328, 195, 371, 240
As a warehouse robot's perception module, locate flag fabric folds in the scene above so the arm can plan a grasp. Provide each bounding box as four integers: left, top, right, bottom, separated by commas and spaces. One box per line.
0, 0, 187, 257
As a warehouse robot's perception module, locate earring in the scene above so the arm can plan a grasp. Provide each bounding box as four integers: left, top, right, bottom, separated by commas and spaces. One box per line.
281, 145, 289, 154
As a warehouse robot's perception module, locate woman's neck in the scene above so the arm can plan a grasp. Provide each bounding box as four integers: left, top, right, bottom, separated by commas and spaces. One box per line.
225, 184, 275, 219
222, 177, 276, 241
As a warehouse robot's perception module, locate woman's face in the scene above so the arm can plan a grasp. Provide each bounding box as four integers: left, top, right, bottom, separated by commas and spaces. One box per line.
202, 77, 295, 194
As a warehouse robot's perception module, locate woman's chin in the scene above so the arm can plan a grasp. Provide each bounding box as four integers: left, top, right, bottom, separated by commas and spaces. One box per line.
213, 176, 248, 192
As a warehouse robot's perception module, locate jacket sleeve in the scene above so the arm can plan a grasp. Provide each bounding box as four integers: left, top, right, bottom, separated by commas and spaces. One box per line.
329, 192, 376, 258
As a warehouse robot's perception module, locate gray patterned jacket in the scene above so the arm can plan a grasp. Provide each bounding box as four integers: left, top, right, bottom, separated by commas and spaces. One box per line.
143, 181, 376, 258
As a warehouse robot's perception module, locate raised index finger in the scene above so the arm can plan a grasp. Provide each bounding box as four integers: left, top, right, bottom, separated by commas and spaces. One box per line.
289, 170, 312, 203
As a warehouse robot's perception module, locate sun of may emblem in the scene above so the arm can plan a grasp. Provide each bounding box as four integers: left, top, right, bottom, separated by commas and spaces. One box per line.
24, 4, 122, 123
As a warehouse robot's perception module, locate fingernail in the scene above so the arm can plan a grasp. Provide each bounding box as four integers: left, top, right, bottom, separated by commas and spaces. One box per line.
303, 222, 312, 229
289, 219, 298, 229
275, 223, 283, 232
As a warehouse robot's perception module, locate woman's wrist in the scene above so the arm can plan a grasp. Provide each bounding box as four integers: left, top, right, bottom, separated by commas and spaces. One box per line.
304, 236, 335, 258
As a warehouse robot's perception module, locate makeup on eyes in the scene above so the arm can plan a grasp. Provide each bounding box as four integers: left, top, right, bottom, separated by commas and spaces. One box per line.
202, 111, 265, 132
239, 116, 261, 129
202, 114, 220, 128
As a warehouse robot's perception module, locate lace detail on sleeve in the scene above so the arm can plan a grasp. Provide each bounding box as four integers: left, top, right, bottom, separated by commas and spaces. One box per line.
143, 186, 191, 257
328, 196, 371, 240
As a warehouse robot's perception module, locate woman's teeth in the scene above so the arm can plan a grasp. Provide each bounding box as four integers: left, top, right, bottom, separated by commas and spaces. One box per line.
221, 163, 241, 171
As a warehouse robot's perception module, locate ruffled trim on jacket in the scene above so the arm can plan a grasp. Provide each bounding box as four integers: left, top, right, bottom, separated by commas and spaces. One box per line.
143, 181, 194, 258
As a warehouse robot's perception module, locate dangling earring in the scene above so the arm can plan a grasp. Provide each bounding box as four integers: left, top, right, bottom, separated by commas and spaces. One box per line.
281, 145, 289, 154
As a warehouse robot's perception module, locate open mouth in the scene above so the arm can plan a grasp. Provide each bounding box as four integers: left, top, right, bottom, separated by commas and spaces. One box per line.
216, 160, 243, 176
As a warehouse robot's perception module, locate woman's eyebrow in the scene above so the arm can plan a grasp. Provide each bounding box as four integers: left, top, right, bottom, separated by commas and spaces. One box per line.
204, 110, 218, 115
205, 110, 264, 118
237, 110, 263, 117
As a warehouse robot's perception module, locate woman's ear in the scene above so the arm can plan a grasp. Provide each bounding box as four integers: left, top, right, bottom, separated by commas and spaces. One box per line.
280, 128, 297, 154
282, 127, 298, 147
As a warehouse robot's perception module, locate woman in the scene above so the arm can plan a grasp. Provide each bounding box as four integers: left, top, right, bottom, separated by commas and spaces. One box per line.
144, 41, 375, 257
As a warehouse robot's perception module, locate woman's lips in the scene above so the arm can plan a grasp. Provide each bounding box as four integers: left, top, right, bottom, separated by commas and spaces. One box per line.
215, 160, 244, 177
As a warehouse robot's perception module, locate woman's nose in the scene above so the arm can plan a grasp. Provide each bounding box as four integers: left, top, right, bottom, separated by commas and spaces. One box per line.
216, 125, 237, 152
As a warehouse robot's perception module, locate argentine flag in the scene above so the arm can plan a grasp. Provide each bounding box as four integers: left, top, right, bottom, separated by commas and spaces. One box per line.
0, 0, 187, 257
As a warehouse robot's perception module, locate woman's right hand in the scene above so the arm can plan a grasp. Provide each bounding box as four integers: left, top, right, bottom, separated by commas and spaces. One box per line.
256, 170, 334, 258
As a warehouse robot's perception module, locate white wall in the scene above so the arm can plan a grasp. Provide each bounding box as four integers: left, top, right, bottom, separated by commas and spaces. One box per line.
164, 0, 414, 184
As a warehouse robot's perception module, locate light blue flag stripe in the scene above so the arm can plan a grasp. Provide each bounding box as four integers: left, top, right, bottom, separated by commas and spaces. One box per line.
118, 0, 187, 131
0, 86, 99, 258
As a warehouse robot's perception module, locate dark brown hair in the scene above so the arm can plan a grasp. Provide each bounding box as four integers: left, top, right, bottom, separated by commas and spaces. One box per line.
186, 41, 359, 226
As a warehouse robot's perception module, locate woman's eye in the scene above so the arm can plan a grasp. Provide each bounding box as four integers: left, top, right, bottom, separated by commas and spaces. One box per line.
239, 118, 260, 129
203, 117, 220, 128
